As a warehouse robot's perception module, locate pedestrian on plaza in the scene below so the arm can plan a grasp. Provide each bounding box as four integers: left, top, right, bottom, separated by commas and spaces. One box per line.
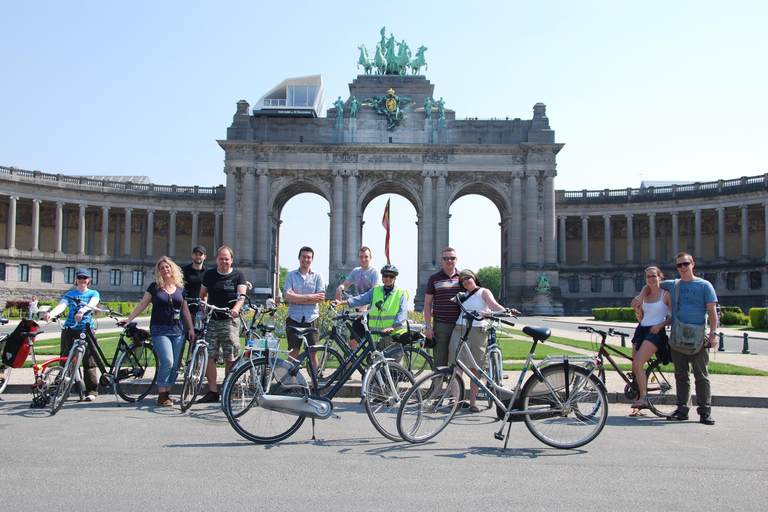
633, 252, 718, 425
197, 246, 247, 403
628, 265, 672, 417
423, 247, 462, 366
283, 246, 325, 362
335, 246, 382, 347
43, 269, 100, 401
28, 295, 39, 321
121, 256, 196, 406
449, 269, 517, 412
265, 293, 276, 309
181, 245, 209, 322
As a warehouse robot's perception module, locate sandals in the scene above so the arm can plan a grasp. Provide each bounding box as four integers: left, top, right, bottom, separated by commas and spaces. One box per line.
469, 405, 481, 413
629, 408, 646, 417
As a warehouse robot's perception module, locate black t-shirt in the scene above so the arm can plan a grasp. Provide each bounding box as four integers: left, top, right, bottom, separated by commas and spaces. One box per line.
202, 268, 246, 320
182, 264, 208, 315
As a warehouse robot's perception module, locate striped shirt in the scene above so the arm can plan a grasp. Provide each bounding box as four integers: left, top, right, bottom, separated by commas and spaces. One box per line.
425, 269, 461, 323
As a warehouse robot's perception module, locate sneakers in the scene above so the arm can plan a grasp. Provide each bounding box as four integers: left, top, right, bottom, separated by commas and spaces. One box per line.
700, 412, 715, 425
197, 391, 220, 403
85, 394, 98, 402
157, 392, 173, 407
666, 409, 688, 421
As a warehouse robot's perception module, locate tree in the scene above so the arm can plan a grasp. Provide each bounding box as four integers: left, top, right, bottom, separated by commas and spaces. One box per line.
278, 266, 288, 291
476, 266, 501, 300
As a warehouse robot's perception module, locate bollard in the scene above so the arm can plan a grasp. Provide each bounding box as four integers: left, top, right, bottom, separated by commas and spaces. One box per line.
620, 334, 627, 347
742, 332, 750, 354
718, 332, 725, 352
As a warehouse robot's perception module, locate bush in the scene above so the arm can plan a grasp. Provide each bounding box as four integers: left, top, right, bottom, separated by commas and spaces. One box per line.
749, 308, 768, 329
720, 310, 749, 326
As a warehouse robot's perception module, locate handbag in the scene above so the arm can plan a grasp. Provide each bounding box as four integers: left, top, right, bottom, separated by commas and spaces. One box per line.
668, 280, 706, 355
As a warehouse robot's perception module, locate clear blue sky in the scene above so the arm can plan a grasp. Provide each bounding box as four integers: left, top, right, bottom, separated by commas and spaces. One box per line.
2, 1, 766, 303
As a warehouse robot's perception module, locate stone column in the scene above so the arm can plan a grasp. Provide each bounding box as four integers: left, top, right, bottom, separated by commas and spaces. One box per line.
240, 167, 255, 264
191, 211, 200, 253
6, 196, 18, 250
525, 173, 538, 264
510, 175, 523, 265
31, 199, 41, 252
123, 207, 133, 258
54, 201, 64, 254
603, 214, 611, 263
223, 167, 237, 249
741, 205, 750, 259
716, 207, 726, 260
345, 171, 359, 262
543, 174, 556, 264
169, 210, 177, 259
648, 212, 656, 263
146, 209, 155, 258
101, 206, 110, 256
78, 204, 87, 255
255, 170, 270, 265
581, 215, 589, 263
625, 213, 634, 263
671, 211, 679, 257
435, 172, 448, 258
214, 211, 222, 251
421, 171, 434, 267
694, 208, 702, 259
558, 215, 567, 263
331, 170, 345, 267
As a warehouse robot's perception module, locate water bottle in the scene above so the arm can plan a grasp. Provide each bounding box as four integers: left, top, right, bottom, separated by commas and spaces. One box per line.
266, 333, 279, 350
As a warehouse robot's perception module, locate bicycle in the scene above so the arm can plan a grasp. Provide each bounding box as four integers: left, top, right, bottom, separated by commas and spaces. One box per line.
0, 312, 11, 394
50, 302, 158, 414
475, 313, 514, 409
578, 325, 675, 417
222, 307, 416, 443
396, 300, 608, 450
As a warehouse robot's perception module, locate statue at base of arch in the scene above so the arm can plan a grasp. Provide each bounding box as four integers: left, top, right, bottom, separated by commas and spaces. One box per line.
535, 272, 551, 293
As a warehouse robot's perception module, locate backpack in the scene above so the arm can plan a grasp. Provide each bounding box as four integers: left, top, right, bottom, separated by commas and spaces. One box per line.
2, 318, 39, 368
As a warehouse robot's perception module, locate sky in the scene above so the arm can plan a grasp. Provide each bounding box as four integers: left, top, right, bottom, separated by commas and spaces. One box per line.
2, 1, 766, 303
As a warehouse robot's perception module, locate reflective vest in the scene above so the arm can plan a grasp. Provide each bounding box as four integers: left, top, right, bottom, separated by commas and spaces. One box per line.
368, 286, 408, 339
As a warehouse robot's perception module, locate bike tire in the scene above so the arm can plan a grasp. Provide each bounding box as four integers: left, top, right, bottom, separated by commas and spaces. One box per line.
486, 348, 503, 409
0, 366, 11, 394
40, 365, 64, 402
645, 360, 676, 417
300, 345, 345, 395
319, 330, 364, 377
222, 357, 307, 444
385, 345, 434, 379
521, 364, 608, 449
396, 369, 465, 444
114, 343, 158, 402
363, 361, 415, 441
51, 357, 79, 415
180, 346, 207, 411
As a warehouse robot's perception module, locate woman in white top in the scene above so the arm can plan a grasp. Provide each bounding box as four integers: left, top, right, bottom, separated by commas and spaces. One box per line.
629, 266, 672, 415
448, 269, 519, 412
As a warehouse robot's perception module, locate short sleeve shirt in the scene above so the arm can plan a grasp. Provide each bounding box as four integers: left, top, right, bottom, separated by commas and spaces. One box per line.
425, 269, 461, 323
283, 269, 325, 323
62, 289, 100, 329
146, 282, 186, 336
345, 267, 382, 295
661, 278, 717, 326
202, 268, 247, 320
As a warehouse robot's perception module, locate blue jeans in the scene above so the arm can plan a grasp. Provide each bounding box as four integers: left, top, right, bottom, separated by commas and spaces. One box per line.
152, 334, 184, 388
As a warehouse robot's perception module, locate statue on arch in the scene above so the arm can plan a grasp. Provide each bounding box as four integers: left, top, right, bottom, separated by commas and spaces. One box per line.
424, 97, 433, 119
535, 273, 551, 294
333, 97, 344, 119
350, 97, 360, 118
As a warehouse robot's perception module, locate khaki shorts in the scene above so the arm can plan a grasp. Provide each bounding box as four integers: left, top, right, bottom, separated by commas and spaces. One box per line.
448, 325, 488, 369
206, 318, 241, 361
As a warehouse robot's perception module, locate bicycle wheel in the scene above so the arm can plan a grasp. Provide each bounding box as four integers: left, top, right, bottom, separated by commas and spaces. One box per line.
180, 346, 207, 411
223, 358, 307, 444
363, 361, 415, 441
396, 369, 465, 443
521, 364, 607, 449
320, 330, 363, 376
302, 345, 345, 395
386, 345, 433, 378
114, 343, 158, 402
51, 357, 79, 415
645, 361, 676, 417
485, 348, 503, 409
0, 366, 11, 394
40, 365, 63, 401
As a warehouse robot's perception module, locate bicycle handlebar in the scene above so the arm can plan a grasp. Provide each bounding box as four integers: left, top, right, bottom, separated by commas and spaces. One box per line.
578, 325, 629, 338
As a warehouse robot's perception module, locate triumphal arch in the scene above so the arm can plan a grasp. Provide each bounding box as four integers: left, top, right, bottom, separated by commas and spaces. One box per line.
219, 30, 563, 312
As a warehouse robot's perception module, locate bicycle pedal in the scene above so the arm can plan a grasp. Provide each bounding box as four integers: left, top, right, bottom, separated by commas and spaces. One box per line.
331, 413, 341, 419
494, 432, 505, 441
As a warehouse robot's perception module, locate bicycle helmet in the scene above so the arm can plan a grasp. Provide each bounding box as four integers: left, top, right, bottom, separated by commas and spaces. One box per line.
380, 264, 399, 276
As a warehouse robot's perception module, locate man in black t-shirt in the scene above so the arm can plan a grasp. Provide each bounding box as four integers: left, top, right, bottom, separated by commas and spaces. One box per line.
197, 246, 247, 403
182, 245, 208, 320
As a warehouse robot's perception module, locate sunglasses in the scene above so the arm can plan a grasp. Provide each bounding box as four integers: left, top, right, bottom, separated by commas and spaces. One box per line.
645, 274, 658, 279
382, 274, 396, 279
676, 261, 692, 268
442, 256, 456, 261
460, 276, 473, 283
76, 276, 89, 280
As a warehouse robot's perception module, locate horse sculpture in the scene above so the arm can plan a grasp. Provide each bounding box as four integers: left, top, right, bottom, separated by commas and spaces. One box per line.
410, 45, 428, 75
395, 40, 412, 75
357, 45, 373, 75
374, 42, 388, 75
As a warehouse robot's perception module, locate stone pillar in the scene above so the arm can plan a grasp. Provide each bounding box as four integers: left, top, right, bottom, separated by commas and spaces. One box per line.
717, 207, 726, 260
331, 170, 345, 267
255, 170, 270, 265
240, 167, 255, 264
146, 209, 155, 258
543, 174, 556, 264
6, 196, 18, 250
648, 212, 656, 263
169, 210, 177, 259
421, 171, 434, 267
603, 214, 611, 263
525, 173, 538, 264
694, 208, 702, 259
54, 201, 64, 254
214, 211, 222, 251
31, 199, 41, 252
123, 207, 133, 258
558, 215, 567, 263
345, 171, 359, 262
626, 213, 634, 263
101, 206, 110, 257
581, 215, 589, 263
435, 172, 448, 258
223, 167, 237, 249
510, 175, 523, 265
191, 211, 200, 253
741, 205, 750, 259
78, 204, 87, 255
671, 211, 679, 257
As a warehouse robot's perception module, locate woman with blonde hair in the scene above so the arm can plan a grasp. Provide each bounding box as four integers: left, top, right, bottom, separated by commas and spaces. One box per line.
122, 256, 195, 407
629, 265, 672, 416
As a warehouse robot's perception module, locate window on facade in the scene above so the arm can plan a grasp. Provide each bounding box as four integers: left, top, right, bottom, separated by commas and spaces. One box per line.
0, 263, 5, 281
726, 273, 738, 290
704, 273, 717, 287
89, 268, 99, 285
568, 276, 580, 293
110, 269, 121, 286
635, 275, 645, 292
41, 266, 53, 283
18, 264, 29, 282
613, 276, 624, 292
64, 267, 76, 284
750, 272, 762, 290
132, 270, 144, 287
591, 276, 602, 293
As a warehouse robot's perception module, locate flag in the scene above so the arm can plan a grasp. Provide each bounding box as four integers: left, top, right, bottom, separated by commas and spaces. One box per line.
382, 198, 391, 264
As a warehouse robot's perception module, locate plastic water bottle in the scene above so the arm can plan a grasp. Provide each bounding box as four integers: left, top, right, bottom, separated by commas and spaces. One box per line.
266, 333, 279, 350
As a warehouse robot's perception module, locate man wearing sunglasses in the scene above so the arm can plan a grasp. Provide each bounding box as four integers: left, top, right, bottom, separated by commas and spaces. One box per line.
424, 247, 462, 366
633, 252, 718, 425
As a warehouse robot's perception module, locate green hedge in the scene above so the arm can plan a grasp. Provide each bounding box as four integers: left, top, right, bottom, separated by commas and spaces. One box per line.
720, 310, 750, 326
592, 308, 637, 322
749, 308, 768, 329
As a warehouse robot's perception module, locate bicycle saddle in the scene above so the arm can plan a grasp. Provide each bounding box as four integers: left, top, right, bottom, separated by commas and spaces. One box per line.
258, 323, 276, 332
287, 326, 317, 336
522, 326, 551, 342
